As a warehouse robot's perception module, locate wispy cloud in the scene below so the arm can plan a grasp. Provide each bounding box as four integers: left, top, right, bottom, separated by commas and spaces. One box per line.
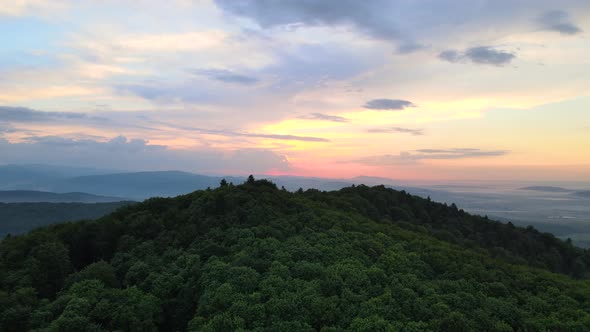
367, 127, 424, 136
363, 99, 416, 111
352, 148, 509, 165
439, 46, 515, 66
298, 113, 349, 123
152, 120, 331, 142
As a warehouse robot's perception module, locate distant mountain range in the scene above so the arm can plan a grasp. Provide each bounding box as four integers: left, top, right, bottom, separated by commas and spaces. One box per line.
0, 190, 128, 203
0, 164, 383, 199
2, 164, 588, 201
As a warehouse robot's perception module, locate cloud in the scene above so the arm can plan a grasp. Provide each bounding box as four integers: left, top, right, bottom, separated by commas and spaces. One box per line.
439, 46, 515, 66
537, 10, 582, 35
192, 68, 259, 85
0, 106, 160, 133
0, 0, 66, 17
75, 31, 227, 54
1, 105, 328, 144
298, 113, 349, 123
415, 148, 508, 157
152, 120, 331, 142
214, 0, 405, 43
0, 135, 291, 173
116, 42, 381, 112
438, 50, 462, 63
114, 83, 216, 104
367, 127, 423, 136
0, 123, 17, 133
0, 106, 107, 123
363, 99, 416, 111
352, 148, 509, 165
466, 47, 516, 66
265, 42, 382, 91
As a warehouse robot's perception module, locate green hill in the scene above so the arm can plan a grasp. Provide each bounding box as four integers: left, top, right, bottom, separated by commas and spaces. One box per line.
1, 178, 589, 331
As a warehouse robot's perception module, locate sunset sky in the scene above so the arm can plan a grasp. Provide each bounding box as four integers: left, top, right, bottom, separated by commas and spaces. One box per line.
1, 0, 589, 181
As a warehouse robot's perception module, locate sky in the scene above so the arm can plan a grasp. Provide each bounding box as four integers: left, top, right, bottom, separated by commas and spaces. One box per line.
0, 0, 589, 181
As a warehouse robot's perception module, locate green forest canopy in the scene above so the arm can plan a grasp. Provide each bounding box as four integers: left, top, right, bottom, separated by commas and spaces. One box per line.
0, 201, 132, 237
1, 177, 589, 331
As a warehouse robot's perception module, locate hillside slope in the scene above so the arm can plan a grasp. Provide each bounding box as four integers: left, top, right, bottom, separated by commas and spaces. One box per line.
1, 179, 589, 331
0, 201, 134, 237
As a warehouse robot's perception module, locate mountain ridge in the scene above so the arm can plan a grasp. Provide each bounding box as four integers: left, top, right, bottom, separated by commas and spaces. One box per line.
0, 190, 129, 203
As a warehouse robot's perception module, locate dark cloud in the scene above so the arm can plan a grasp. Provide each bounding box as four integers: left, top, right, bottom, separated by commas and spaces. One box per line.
213, 1, 590, 55
0, 135, 291, 173
438, 50, 462, 63
192, 68, 259, 85
352, 148, 509, 165
396, 42, 425, 54
367, 127, 423, 136
298, 113, 349, 123
0, 106, 106, 123
538, 10, 582, 35
466, 46, 516, 65
363, 99, 416, 111
439, 46, 515, 66
214, 0, 405, 43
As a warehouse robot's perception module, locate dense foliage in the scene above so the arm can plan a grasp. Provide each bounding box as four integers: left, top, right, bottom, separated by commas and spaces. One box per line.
1, 178, 589, 331
0, 202, 132, 237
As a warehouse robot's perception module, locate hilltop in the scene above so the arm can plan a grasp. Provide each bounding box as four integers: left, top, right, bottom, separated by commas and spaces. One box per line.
1, 178, 589, 331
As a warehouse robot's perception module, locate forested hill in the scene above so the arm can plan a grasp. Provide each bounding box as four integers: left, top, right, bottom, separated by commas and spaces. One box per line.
1, 178, 590, 331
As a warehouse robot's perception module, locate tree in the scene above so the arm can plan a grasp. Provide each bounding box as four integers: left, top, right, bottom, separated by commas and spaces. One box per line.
29, 241, 72, 298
